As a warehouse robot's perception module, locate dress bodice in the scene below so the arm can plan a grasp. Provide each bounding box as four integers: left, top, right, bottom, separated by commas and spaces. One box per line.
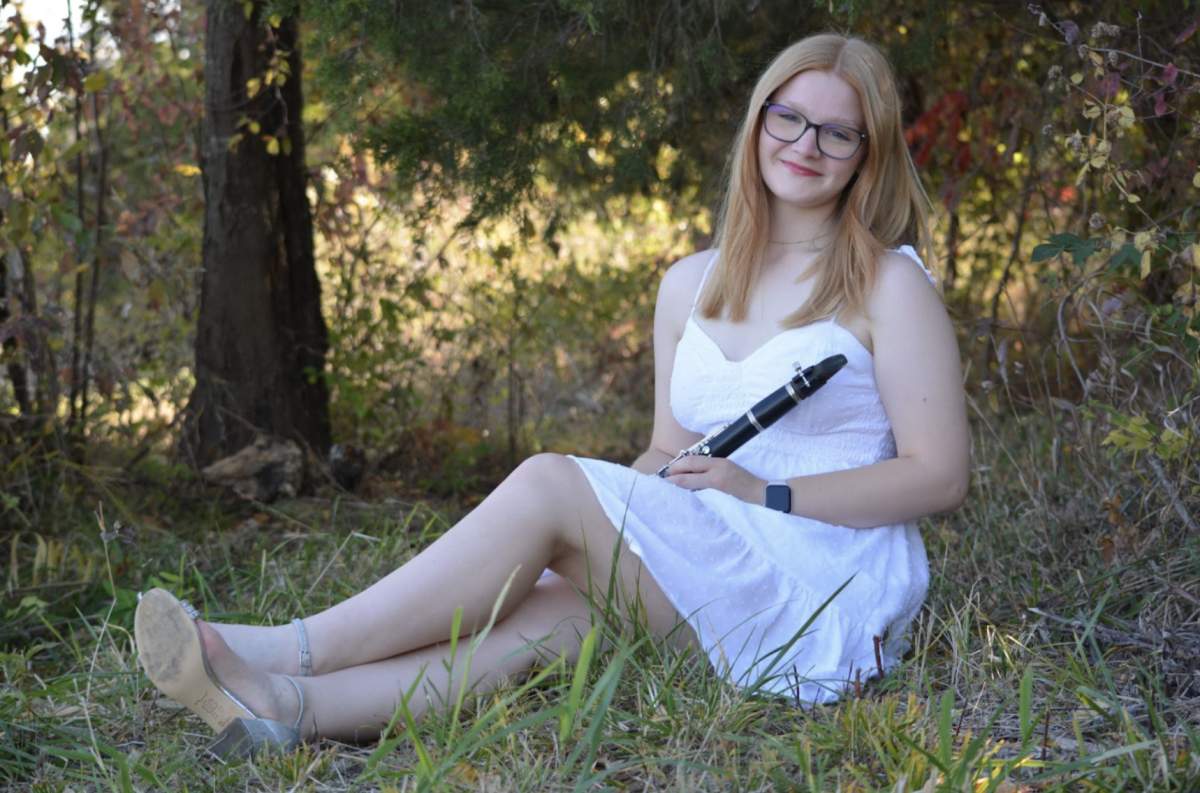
668, 246, 934, 478
670, 315, 896, 475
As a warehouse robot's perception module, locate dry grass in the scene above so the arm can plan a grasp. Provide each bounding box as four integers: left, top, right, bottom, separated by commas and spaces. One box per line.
3, 402, 1200, 792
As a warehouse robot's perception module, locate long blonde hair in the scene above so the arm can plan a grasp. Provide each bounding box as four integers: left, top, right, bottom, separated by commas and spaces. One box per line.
700, 33, 933, 326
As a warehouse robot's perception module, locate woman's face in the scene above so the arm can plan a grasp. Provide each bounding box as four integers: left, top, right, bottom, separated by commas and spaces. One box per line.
757, 70, 867, 217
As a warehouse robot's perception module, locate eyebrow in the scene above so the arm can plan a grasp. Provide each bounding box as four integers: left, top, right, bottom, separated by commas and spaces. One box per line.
767, 99, 863, 129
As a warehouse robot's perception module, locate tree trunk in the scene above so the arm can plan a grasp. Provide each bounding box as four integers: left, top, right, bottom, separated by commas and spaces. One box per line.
185, 1, 330, 467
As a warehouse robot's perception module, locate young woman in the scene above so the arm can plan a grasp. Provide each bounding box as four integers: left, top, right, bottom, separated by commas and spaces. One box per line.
135, 32, 969, 757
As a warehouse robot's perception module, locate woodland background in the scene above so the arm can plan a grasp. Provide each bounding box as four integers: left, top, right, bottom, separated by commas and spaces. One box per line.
1, 0, 1199, 790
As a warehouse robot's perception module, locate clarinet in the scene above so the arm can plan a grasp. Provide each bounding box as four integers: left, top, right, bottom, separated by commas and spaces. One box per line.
656, 354, 848, 478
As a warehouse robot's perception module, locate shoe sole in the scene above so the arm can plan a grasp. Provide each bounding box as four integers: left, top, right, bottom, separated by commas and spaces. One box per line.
134, 588, 254, 734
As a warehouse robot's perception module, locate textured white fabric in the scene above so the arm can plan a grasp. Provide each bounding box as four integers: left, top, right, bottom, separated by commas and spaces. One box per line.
569, 247, 934, 703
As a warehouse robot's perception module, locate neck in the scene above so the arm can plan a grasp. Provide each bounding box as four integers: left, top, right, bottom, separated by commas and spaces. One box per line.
767, 202, 837, 250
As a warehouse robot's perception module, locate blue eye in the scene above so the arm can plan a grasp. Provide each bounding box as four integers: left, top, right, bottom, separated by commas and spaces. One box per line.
822, 126, 855, 143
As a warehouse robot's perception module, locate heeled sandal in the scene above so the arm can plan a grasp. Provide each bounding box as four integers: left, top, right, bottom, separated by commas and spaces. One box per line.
135, 588, 307, 759
208, 675, 305, 759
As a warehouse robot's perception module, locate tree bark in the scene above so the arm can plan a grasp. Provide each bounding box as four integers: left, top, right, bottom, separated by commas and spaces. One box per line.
185, 1, 330, 466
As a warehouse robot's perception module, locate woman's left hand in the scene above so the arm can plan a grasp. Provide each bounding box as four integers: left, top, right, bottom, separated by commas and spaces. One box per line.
662, 456, 766, 505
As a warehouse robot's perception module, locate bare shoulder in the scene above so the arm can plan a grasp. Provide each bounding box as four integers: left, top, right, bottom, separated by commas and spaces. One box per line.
656, 249, 718, 323
659, 249, 716, 300
869, 249, 943, 318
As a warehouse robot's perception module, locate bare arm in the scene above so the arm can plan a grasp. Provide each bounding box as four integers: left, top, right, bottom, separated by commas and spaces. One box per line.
666, 252, 970, 527
629, 253, 712, 475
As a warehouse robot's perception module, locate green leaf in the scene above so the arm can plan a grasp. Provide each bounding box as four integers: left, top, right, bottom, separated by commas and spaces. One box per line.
1071, 240, 1097, 265
1110, 243, 1140, 270
1048, 233, 1084, 248
1031, 244, 1061, 263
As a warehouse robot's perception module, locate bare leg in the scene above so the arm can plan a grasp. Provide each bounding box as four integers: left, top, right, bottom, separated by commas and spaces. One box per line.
215, 454, 694, 676
199, 575, 625, 743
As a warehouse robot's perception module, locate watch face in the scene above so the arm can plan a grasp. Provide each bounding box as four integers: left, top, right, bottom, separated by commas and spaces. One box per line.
765, 483, 791, 512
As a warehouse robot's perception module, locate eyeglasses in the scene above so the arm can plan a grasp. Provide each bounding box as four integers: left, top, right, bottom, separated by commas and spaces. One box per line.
761, 101, 868, 160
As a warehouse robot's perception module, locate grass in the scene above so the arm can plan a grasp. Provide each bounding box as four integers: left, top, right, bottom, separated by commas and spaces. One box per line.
2, 409, 1200, 792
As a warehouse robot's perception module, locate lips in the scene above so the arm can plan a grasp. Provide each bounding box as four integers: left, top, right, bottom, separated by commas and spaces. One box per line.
779, 159, 820, 177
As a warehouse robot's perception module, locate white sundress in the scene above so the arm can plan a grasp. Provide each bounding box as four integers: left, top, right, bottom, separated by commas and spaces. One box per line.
570, 246, 934, 704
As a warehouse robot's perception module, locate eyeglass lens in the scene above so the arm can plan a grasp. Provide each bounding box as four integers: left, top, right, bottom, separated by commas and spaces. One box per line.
763, 105, 863, 160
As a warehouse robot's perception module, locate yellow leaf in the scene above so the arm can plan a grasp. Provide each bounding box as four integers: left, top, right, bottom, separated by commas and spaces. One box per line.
172, 163, 201, 176
242, 1, 253, 20
83, 72, 108, 92
266, 137, 280, 155
268, 13, 283, 27
1090, 155, 1108, 168
246, 77, 262, 99
1193, 171, 1200, 189
1126, 193, 1140, 203
1070, 73, 1084, 85
1075, 162, 1090, 186
1088, 51, 1104, 66
1134, 231, 1152, 250
1141, 249, 1152, 280
248, 120, 261, 134
227, 132, 243, 152
1083, 104, 1102, 119
1191, 244, 1200, 271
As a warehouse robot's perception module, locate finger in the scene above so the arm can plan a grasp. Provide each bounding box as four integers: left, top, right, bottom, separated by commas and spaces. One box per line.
666, 472, 709, 491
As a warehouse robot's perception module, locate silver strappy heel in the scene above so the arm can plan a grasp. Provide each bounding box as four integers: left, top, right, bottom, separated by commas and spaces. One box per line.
208, 674, 306, 759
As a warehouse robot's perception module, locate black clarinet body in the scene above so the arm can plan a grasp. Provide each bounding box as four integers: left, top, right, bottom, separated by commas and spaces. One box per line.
656, 353, 848, 477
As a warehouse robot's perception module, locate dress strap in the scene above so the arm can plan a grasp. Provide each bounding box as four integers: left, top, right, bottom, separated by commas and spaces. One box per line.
893, 244, 937, 286
691, 252, 720, 316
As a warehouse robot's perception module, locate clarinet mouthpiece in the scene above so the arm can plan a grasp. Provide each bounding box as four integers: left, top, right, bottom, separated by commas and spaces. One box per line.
811, 353, 848, 382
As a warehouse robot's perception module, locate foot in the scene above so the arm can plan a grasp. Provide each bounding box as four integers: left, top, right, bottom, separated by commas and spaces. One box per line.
196, 620, 305, 734
208, 622, 303, 677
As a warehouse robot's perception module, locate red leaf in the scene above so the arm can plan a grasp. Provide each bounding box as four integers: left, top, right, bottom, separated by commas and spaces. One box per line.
953, 144, 971, 174
1163, 63, 1178, 85
1153, 91, 1169, 117
1175, 21, 1196, 46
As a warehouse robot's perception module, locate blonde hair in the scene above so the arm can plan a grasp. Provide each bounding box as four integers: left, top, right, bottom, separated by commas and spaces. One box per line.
700, 33, 933, 326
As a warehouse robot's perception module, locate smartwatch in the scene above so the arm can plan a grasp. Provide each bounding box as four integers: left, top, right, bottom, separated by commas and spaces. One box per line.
764, 480, 792, 513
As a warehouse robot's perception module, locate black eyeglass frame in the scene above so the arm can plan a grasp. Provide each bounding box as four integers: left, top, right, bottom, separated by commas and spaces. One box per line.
760, 101, 869, 161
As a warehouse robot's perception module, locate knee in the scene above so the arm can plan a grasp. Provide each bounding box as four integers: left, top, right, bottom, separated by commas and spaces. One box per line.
506, 453, 583, 512
510, 453, 578, 490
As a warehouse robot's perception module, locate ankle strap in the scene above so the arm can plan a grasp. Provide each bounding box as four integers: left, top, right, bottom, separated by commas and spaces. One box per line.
281, 674, 306, 731
292, 618, 313, 677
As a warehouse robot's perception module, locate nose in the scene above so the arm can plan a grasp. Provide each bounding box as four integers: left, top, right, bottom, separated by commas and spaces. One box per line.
791, 125, 822, 157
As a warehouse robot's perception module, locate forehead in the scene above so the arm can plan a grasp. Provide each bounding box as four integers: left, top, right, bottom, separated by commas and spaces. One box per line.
771, 70, 864, 126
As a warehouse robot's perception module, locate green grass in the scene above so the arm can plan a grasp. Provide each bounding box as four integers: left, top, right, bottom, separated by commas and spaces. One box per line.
3, 412, 1200, 792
